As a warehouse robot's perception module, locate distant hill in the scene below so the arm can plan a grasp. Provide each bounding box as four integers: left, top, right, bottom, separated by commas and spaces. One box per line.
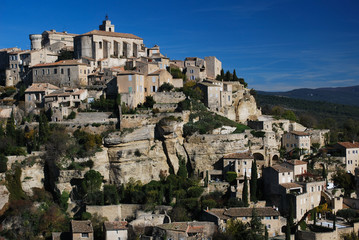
258, 85, 359, 106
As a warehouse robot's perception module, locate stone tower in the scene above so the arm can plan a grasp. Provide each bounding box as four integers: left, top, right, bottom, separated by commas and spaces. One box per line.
29, 34, 42, 50
99, 15, 115, 32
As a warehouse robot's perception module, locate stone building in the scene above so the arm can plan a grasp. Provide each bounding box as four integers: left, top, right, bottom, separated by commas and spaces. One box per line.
107, 71, 145, 108
334, 142, 359, 174
222, 151, 254, 200
263, 163, 325, 220
104, 221, 128, 240
152, 221, 216, 240
24, 83, 60, 111
74, 18, 145, 62
146, 69, 173, 96
202, 207, 283, 237
71, 220, 94, 240
281, 160, 308, 176
198, 82, 221, 109
5, 48, 58, 86
32, 60, 90, 87
204, 56, 222, 79
30, 30, 78, 52
282, 131, 311, 154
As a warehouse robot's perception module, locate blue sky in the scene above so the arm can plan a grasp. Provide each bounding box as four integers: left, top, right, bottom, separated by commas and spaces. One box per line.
1, 0, 358, 91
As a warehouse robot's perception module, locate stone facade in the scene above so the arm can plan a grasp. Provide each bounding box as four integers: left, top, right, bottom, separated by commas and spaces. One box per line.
32, 60, 90, 87
283, 131, 311, 153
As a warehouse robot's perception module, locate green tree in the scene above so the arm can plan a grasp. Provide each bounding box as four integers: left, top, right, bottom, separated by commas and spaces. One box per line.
0, 154, 7, 173
242, 174, 249, 207
144, 96, 156, 108
250, 159, 258, 202
6, 111, 16, 139
265, 226, 268, 240
59, 191, 69, 211
104, 184, 119, 205
82, 170, 104, 196
158, 82, 174, 92
39, 112, 50, 143
285, 216, 291, 240
177, 155, 188, 178
233, 69, 239, 81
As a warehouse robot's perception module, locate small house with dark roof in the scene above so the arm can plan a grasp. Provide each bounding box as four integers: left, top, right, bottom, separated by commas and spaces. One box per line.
104, 221, 128, 240
71, 220, 93, 240
202, 207, 283, 237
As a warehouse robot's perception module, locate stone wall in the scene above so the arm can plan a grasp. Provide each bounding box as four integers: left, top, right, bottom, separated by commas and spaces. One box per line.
120, 111, 190, 129
153, 92, 186, 104
153, 103, 178, 112
86, 204, 142, 221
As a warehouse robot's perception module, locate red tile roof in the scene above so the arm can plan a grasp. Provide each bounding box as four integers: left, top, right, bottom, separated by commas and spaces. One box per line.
280, 183, 303, 189
78, 30, 142, 40
286, 160, 307, 166
25, 83, 60, 92
71, 220, 93, 233
337, 142, 359, 149
209, 207, 280, 219
104, 221, 127, 231
290, 131, 310, 136
32, 60, 87, 68
271, 165, 292, 173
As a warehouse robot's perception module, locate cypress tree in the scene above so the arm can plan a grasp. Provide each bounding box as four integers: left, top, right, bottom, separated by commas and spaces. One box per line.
265, 226, 269, 240
285, 216, 291, 240
220, 69, 224, 80
333, 213, 336, 230
224, 70, 232, 81
242, 174, 249, 207
39, 113, 50, 143
6, 111, 16, 139
233, 69, 239, 81
289, 199, 294, 227
250, 159, 258, 202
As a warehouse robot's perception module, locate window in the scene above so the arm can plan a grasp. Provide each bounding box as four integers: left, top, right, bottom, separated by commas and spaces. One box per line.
80, 69, 82, 73
47, 69, 50, 74
265, 216, 271, 220
228, 96, 230, 101
81, 233, 89, 238
190, 69, 194, 73
67, 68, 70, 75
288, 172, 290, 175
99, 42, 102, 49
61, 69, 64, 74
129, 75, 132, 81
129, 87, 132, 93
11, 64, 13, 68
15, 64, 17, 68
191, 75, 195, 80
54, 69, 57, 74
42, 69, 45, 75
267, 224, 271, 229
152, 76, 156, 83
35, 70, 37, 75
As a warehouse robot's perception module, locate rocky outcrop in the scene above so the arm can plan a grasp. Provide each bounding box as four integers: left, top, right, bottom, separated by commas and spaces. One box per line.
21, 161, 44, 196
233, 90, 261, 123
0, 184, 10, 215
184, 133, 249, 174
106, 125, 169, 185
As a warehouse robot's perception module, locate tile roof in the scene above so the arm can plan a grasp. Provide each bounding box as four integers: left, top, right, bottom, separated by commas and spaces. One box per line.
290, 131, 310, 136
104, 221, 128, 231
148, 69, 167, 75
71, 220, 93, 233
223, 151, 253, 159
337, 142, 359, 149
286, 160, 307, 166
280, 183, 303, 189
78, 30, 142, 40
271, 165, 292, 173
157, 222, 188, 232
32, 60, 87, 68
209, 207, 280, 219
25, 83, 60, 92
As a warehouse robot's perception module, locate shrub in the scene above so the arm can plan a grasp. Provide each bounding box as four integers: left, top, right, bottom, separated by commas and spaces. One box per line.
158, 82, 174, 92
104, 185, 119, 205
67, 111, 76, 119
144, 96, 156, 108
0, 154, 7, 173
134, 149, 141, 157
187, 186, 204, 198
226, 171, 237, 184
59, 191, 70, 211
202, 199, 217, 209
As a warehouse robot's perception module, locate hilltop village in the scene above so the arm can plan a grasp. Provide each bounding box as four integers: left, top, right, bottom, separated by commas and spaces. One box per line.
0, 18, 359, 240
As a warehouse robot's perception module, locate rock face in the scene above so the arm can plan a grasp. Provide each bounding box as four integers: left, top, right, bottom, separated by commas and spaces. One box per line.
106, 125, 169, 184
0, 184, 10, 215
21, 161, 44, 196
233, 90, 262, 123
184, 133, 249, 174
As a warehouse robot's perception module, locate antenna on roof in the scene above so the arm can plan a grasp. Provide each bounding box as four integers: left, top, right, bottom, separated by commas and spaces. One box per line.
105, 14, 109, 20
